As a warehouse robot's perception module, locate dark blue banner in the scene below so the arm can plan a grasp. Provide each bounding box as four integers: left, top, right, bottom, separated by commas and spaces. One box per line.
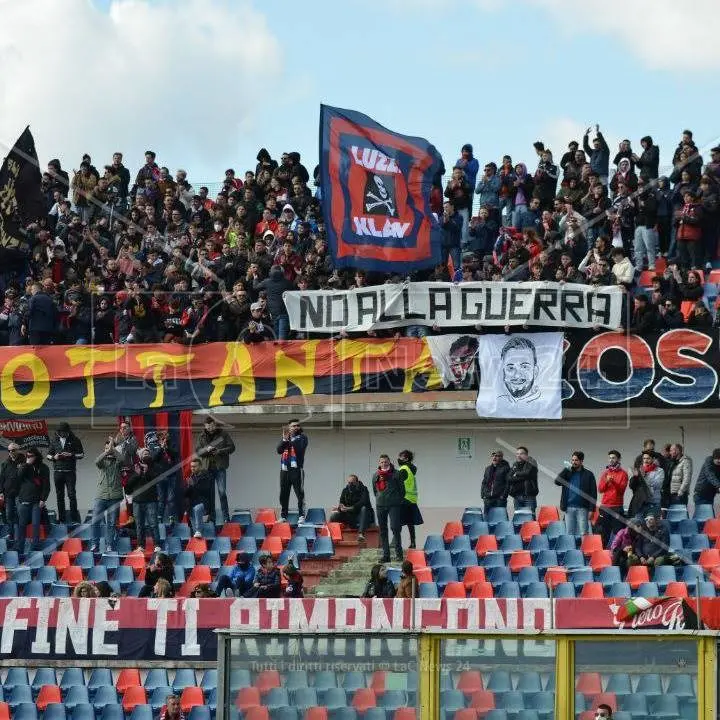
319, 105, 444, 273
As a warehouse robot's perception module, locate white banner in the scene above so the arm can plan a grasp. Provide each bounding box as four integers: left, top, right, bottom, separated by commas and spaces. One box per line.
476, 333, 563, 420
284, 282, 622, 333
426, 334, 479, 389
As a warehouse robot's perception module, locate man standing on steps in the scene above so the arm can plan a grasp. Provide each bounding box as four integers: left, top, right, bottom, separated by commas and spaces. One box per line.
196, 416, 236, 523
372, 454, 405, 563
277, 419, 309, 523
47, 422, 84, 524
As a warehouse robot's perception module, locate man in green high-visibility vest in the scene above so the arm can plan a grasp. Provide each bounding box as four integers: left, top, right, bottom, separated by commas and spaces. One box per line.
398, 450, 423, 550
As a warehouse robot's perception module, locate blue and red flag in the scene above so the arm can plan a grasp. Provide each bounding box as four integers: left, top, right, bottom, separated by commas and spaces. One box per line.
319, 105, 444, 273
126, 410, 194, 479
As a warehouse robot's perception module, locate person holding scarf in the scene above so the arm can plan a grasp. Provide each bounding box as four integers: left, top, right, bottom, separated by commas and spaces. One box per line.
277, 419, 309, 523
630, 451, 664, 518
397, 450, 423, 550
596, 450, 628, 547
372, 454, 405, 563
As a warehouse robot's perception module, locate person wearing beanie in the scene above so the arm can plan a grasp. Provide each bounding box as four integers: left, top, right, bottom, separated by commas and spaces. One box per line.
215, 551, 256, 597
456, 143, 479, 199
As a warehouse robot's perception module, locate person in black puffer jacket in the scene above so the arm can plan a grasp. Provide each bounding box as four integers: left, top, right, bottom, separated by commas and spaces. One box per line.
508, 446, 540, 517
0, 443, 24, 537
255, 265, 294, 340
47, 422, 85, 524
372, 454, 405, 563
125, 449, 161, 552
481, 450, 510, 514
16, 447, 50, 556
139, 553, 175, 598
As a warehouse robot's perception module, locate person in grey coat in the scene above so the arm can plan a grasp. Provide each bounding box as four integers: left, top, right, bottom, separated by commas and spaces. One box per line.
90, 437, 124, 552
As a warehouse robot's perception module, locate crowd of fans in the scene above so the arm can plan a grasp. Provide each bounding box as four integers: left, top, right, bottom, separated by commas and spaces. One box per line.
2, 125, 718, 347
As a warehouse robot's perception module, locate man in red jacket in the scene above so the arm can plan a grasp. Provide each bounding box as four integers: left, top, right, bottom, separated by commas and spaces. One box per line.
597, 450, 628, 547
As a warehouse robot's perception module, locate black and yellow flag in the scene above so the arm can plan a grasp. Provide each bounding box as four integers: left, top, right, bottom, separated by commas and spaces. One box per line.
0, 126, 44, 250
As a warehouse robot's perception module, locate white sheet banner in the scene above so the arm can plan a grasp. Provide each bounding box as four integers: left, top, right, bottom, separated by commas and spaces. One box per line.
426, 334, 480, 389
284, 282, 622, 333
476, 333, 563, 420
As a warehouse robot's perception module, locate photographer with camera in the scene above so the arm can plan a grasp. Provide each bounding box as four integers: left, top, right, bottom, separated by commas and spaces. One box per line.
277, 419, 309, 522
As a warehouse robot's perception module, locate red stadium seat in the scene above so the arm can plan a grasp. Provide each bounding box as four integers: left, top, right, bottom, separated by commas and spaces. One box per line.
544, 567, 567, 588
325, 523, 343, 541
269, 522, 292, 544
187, 565, 212, 584
469, 690, 495, 713
699, 548, 720, 570
576, 672, 602, 697
122, 686, 148, 713
665, 581, 689, 598
579, 582, 605, 599
260, 537, 283, 558
589, 550, 612, 572
0, 567, 7, 584
36, 685, 62, 711
60, 566, 84, 587
442, 582, 467, 599
414, 567, 433, 583
405, 549, 427, 569
116, 669, 142, 693
219, 523, 242, 541
48, 551, 70, 575
255, 670, 281, 695
457, 671, 483, 694
625, 565, 650, 590
123, 551, 146, 574
236, 688, 262, 711
705, 518, 720, 542
508, 551, 531, 573
580, 534, 603, 556
0, 702, 8, 720
393, 709, 416, 720
454, 711, 479, 720
61, 538, 83, 561
180, 687, 205, 713
369, 671, 386, 693
305, 708, 328, 720
186, 537, 208, 559
469, 581, 494, 598
352, 689, 376, 712
443, 522, 464, 545
254, 508, 277, 529
519, 521, 541, 544
537, 506, 560, 530
638, 270, 655, 287
462, 566, 487, 590
475, 536, 498, 557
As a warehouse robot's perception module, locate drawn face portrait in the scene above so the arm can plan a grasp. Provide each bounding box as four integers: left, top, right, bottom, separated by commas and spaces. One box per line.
501, 346, 538, 399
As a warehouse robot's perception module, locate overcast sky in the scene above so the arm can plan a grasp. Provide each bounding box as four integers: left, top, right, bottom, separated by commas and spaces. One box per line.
2, 0, 719, 190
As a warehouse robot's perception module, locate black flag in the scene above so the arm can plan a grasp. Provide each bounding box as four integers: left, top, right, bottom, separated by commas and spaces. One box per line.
0, 126, 44, 250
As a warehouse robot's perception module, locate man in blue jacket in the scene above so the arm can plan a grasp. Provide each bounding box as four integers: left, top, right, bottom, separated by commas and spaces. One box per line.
23, 282, 57, 345
215, 552, 256, 597
455, 144, 479, 203
277, 419, 309, 522
554, 450, 597, 537
583, 124, 610, 186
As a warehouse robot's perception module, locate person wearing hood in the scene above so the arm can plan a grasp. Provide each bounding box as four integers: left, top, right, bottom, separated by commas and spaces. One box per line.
694, 449, 720, 504
256, 148, 278, 176
509, 446, 539, 517
583, 125, 610, 184
597, 450, 628, 547
456, 144, 479, 196
362, 563, 396, 598
287, 152, 310, 184
632, 136, 659, 180
372, 454, 405, 563
16, 446, 50, 557
47, 421, 84, 524
215, 551, 256, 597
397, 450, 423, 550
611, 519, 640, 574
655, 176, 674, 255
255, 264, 294, 340
510, 163, 534, 228
610, 158, 638, 196
90, 436, 124, 552
481, 449, 510, 514
533, 150, 559, 210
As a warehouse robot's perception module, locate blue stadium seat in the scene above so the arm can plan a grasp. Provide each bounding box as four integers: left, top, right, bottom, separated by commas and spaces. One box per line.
516, 567, 540, 589
527, 535, 550, 555
512, 510, 534, 530
126, 581, 145, 597
8, 685, 33, 710
312, 537, 334, 559
500, 535, 523, 555
50, 524, 69, 540
552, 535, 576, 554
113, 566, 135, 588
653, 565, 676, 591
87, 566, 109, 583
528, 691, 553, 714
486, 507, 508, 526
687, 533, 710, 560
70, 704, 95, 720
278, 550, 300, 568
484, 712, 508, 720
265, 688, 290, 709
172, 670, 196, 694
524, 582, 549, 598
32, 668, 58, 697
171, 524, 191, 541
361, 709, 383, 720
605, 673, 632, 696
482, 552, 505, 568
552, 582, 575, 598
621, 693, 649, 714
598, 566, 621, 588
342, 673, 367, 693
667, 674, 695, 698
303, 508, 327, 525
461, 509, 484, 529
560, 549, 585, 568
11, 567, 32, 585
323, 688, 348, 709
693, 504, 715, 523
287, 537, 309, 558
50, 583, 71, 597
64, 686, 90, 711
698, 581, 717, 597
434, 566, 459, 588
651, 695, 680, 718
488, 567, 512, 586
129, 705, 153, 720
99, 552, 120, 570
229, 669, 251, 689
449, 535, 472, 554
188, 708, 211, 720
144, 670, 170, 694
378, 690, 408, 709
678, 518, 698, 539
440, 689, 464, 712
670, 532, 685, 552
453, 550, 478, 570
487, 671, 512, 692
149, 687, 174, 713
492, 521, 513, 540
544, 522, 567, 543
681, 564, 705, 591
2, 551, 19, 568
294, 526, 317, 541
516, 672, 542, 695
385, 567, 401, 587
87, 669, 113, 698
0, 581, 18, 597
13, 704, 38, 720
497, 581, 521, 598
175, 551, 196, 569
60, 669, 85, 696
75, 551, 95, 571
637, 582, 659, 598
231, 510, 253, 527
199, 522, 216, 539
23, 580, 44, 597
244, 523, 266, 540
92, 687, 119, 713
667, 504, 689, 524
163, 538, 183, 558
236, 537, 258, 555
609, 582, 631, 598
313, 671, 337, 693
534, 550, 558, 571
569, 567, 594, 591
200, 550, 221, 570
429, 550, 453, 569
5, 668, 30, 692
283, 671, 309, 692
467, 522, 490, 542
423, 535, 445, 555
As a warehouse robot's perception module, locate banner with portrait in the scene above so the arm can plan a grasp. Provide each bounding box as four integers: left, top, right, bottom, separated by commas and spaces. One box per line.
475, 333, 564, 419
